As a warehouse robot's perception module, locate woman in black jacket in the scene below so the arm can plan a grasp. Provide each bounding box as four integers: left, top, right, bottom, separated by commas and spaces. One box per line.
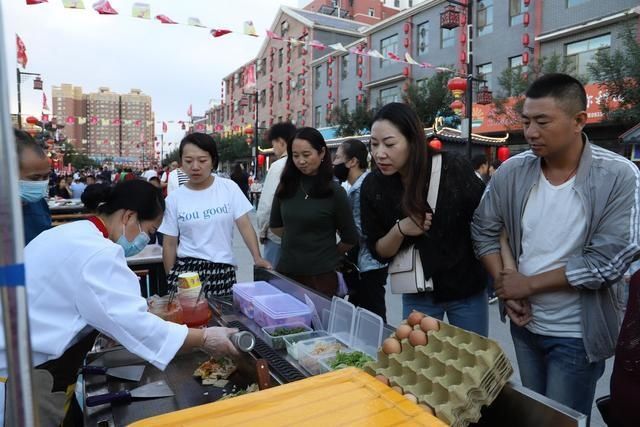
360, 102, 488, 335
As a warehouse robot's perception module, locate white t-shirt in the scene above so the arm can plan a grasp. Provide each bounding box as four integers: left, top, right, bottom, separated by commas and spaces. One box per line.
142, 169, 158, 180
159, 177, 253, 266
167, 168, 190, 194
519, 173, 586, 338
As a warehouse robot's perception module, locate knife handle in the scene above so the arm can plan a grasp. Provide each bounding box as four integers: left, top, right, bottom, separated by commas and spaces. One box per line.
81, 365, 108, 375
86, 390, 133, 407
255, 359, 270, 390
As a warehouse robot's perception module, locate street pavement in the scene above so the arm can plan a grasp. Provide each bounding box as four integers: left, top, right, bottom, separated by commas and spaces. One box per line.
234, 211, 610, 426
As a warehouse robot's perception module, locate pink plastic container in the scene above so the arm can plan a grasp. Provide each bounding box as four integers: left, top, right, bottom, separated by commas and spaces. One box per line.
252, 293, 313, 328
232, 281, 282, 319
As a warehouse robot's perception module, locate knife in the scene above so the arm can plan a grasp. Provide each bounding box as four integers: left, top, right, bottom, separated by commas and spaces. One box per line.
86, 381, 174, 407
81, 365, 145, 382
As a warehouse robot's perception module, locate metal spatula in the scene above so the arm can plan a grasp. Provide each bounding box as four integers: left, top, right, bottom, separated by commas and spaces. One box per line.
81, 364, 145, 381
86, 380, 174, 407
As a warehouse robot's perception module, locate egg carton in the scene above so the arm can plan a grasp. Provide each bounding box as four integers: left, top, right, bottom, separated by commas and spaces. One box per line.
364, 320, 512, 427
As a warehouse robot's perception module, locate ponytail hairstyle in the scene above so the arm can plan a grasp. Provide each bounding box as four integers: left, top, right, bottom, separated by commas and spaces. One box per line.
82, 180, 165, 220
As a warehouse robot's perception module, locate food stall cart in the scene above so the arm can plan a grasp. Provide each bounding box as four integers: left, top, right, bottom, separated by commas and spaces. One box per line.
82, 269, 587, 426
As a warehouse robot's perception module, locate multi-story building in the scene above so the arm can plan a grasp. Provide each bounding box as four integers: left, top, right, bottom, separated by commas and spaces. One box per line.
52, 85, 155, 165
303, 0, 400, 24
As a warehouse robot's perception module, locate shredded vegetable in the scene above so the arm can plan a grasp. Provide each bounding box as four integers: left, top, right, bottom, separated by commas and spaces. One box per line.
329, 351, 373, 370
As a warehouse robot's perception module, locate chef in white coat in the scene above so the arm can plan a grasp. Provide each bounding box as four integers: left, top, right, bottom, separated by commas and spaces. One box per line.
0, 179, 238, 426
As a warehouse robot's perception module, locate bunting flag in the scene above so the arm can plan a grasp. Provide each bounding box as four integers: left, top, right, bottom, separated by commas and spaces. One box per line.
288, 38, 304, 47
101, 118, 110, 125
111, 118, 121, 125
387, 52, 402, 61
404, 52, 420, 66
243, 20, 258, 37
211, 28, 232, 38
62, 0, 85, 8
366, 49, 384, 59
187, 104, 192, 117
16, 34, 28, 68
131, 2, 150, 19
41, 113, 49, 121
26, 0, 48, 4
188, 17, 205, 27
90, 116, 98, 125
134, 119, 141, 126
195, 123, 205, 131
93, 0, 117, 15
328, 42, 346, 52
308, 40, 326, 50
77, 117, 86, 124
66, 116, 75, 124
265, 30, 282, 41
155, 14, 177, 24
42, 92, 49, 110
162, 121, 168, 133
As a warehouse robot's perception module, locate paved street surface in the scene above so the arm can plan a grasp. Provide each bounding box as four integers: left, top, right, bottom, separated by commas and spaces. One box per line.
234, 212, 610, 426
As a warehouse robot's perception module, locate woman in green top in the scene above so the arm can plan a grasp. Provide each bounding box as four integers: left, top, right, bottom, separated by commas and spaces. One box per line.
270, 127, 358, 298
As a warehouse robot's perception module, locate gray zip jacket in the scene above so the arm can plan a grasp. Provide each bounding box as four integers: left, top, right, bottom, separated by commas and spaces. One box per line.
472, 139, 640, 362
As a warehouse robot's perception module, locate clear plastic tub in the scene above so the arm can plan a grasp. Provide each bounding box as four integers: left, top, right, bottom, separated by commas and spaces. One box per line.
232, 281, 282, 319
297, 336, 347, 375
252, 293, 313, 328
261, 322, 313, 350
284, 330, 329, 360
318, 349, 375, 374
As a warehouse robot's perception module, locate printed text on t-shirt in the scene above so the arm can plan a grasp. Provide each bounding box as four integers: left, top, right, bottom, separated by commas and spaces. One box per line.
178, 203, 231, 221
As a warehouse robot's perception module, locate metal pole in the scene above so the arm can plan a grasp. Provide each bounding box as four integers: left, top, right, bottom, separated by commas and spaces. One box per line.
254, 91, 259, 178
2, 17, 38, 427
16, 68, 22, 129
466, 0, 474, 160
160, 134, 164, 163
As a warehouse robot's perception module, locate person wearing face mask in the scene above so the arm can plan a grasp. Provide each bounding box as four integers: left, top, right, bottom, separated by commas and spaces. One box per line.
14, 129, 52, 245
332, 139, 388, 321
0, 179, 239, 426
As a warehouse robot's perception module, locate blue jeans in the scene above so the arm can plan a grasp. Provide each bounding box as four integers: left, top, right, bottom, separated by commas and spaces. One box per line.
510, 323, 605, 420
263, 239, 281, 268
402, 291, 488, 336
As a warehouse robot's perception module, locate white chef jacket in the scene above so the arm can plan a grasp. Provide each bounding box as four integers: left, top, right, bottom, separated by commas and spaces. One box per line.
0, 220, 188, 379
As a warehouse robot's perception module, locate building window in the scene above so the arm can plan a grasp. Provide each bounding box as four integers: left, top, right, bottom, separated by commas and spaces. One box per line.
314, 66, 322, 89
476, 63, 493, 90
509, 0, 526, 26
566, 33, 610, 77
260, 58, 267, 76
477, 0, 493, 36
567, 0, 589, 7
278, 48, 284, 68
380, 34, 399, 67
509, 55, 523, 69
278, 82, 283, 101
379, 86, 399, 106
409, 0, 413, 6
417, 21, 429, 56
314, 106, 322, 127
341, 98, 349, 111
394, 0, 400, 7
260, 89, 266, 107
441, 28, 455, 48
368, 8, 375, 16
341, 56, 348, 80
280, 21, 289, 38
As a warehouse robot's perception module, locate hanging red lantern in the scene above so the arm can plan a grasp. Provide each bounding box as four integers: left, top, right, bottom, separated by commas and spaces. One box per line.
460, 51, 467, 63
448, 77, 467, 98
301, 89, 306, 96
403, 67, 410, 77
328, 91, 333, 99
459, 31, 466, 44
244, 126, 254, 136
357, 56, 363, 65
357, 94, 363, 103
523, 50, 530, 65
450, 99, 464, 115
302, 59, 306, 66
497, 146, 511, 162
328, 79, 332, 87
287, 66, 291, 73
404, 37, 409, 48
26, 116, 39, 125
357, 68, 363, 77
257, 154, 265, 167
459, 12, 466, 26
301, 119, 306, 126
523, 12, 530, 27
429, 138, 443, 151
404, 22, 411, 33
328, 56, 333, 64
358, 80, 363, 90
328, 67, 332, 76
286, 103, 290, 110
522, 33, 530, 46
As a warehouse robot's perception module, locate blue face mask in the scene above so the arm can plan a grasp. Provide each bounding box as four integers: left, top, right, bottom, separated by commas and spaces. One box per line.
19, 180, 49, 203
117, 221, 150, 257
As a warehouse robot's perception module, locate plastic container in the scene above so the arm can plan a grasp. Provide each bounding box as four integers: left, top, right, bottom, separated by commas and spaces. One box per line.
297, 336, 347, 375
147, 295, 184, 324
252, 293, 312, 328
232, 281, 282, 319
283, 330, 329, 360
262, 322, 313, 350
177, 286, 211, 328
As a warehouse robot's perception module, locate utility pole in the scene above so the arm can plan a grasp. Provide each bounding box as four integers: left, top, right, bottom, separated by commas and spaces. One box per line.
16, 68, 43, 129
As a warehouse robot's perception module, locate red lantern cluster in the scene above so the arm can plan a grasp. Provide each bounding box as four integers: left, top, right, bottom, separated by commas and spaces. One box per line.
429, 138, 443, 151
447, 77, 467, 98
497, 146, 510, 162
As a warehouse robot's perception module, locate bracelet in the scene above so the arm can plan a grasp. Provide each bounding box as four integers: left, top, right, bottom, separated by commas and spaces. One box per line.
396, 219, 407, 237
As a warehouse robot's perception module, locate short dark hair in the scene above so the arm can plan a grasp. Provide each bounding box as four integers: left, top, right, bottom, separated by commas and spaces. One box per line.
471, 154, 489, 170
179, 132, 219, 170
277, 127, 333, 199
14, 129, 46, 168
491, 159, 502, 170
267, 122, 296, 144
81, 180, 165, 221
340, 139, 368, 170
525, 73, 587, 115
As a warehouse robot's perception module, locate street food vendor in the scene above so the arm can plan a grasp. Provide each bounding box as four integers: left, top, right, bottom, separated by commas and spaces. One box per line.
0, 179, 238, 426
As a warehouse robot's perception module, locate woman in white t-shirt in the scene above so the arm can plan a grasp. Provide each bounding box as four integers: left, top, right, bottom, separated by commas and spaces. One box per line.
160, 133, 271, 296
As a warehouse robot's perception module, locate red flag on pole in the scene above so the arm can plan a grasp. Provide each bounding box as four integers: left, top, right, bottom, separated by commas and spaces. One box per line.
187, 104, 192, 117
16, 34, 28, 68
162, 121, 168, 133
42, 92, 49, 110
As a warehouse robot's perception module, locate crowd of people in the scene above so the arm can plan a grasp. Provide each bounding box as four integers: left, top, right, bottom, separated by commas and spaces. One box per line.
2, 73, 639, 426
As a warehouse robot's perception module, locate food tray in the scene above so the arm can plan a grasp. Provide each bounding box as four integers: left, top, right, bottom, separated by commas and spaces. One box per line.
364, 320, 513, 427
130, 367, 447, 426
297, 336, 348, 375
232, 281, 282, 319
283, 330, 329, 360
252, 293, 312, 328
261, 322, 313, 350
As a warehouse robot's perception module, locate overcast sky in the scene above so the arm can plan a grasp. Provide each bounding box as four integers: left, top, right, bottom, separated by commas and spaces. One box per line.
3, 0, 299, 148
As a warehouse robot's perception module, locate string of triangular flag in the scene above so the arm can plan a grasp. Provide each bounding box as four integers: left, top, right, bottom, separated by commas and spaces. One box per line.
24, 1, 454, 73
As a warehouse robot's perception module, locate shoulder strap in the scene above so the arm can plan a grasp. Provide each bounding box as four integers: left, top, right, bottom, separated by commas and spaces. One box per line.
427, 154, 442, 212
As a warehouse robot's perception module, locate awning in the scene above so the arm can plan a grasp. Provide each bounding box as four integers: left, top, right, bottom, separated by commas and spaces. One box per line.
620, 122, 640, 144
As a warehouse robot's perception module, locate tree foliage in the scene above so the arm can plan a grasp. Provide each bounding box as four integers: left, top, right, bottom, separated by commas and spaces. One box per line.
402, 70, 459, 128
588, 24, 640, 125
216, 134, 251, 163
328, 100, 374, 137
60, 142, 100, 170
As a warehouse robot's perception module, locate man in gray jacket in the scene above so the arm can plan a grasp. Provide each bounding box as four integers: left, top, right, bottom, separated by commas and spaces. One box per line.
472, 73, 639, 419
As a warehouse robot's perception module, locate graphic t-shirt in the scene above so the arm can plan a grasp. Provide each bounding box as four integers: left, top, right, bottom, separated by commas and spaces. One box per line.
159, 177, 253, 266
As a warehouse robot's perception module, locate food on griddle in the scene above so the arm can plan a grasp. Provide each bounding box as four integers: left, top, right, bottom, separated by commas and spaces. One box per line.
219, 383, 259, 400
193, 357, 236, 385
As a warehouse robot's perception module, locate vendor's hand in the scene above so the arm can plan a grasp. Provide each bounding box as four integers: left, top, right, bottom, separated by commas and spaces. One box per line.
202, 327, 239, 358
504, 299, 532, 327
399, 213, 432, 237
254, 257, 272, 270
495, 269, 533, 300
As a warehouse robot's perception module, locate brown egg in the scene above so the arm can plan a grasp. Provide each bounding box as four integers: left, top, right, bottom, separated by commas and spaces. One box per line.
403, 393, 418, 404
375, 374, 390, 386
382, 337, 402, 354
407, 311, 426, 326
420, 316, 440, 333
391, 385, 403, 394
419, 403, 435, 415
395, 324, 412, 340
408, 330, 428, 347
